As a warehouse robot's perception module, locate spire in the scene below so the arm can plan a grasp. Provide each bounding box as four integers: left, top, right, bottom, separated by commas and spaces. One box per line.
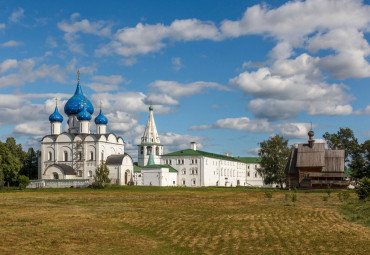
141, 105, 160, 144
147, 152, 155, 166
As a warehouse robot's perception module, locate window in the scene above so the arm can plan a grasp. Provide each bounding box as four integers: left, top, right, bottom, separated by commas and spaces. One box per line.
64, 151, 68, 161
248, 171, 250, 177
101, 151, 104, 162
248, 166, 250, 169
192, 179, 196, 186
78, 152, 82, 160
255, 172, 257, 178
182, 169, 186, 175
140, 147, 144, 155
77, 170, 83, 177
48, 152, 52, 161
195, 168, 198, 175
147, 146, 152, 155
182, 179, 186, 185
53, 172, 59, 179
195, 159, 197, 164
88, 171, 93, 177
182, 159, 184, 164
90, 151, 94, 160
156, 147, 159, 156
173, 181, 175, 185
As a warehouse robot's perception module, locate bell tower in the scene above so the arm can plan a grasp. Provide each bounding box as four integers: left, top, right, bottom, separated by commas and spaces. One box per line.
138, 105, 163, 166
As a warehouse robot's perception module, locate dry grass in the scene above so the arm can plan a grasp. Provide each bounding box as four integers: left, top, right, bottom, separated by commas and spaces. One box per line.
0, 187, 369, 254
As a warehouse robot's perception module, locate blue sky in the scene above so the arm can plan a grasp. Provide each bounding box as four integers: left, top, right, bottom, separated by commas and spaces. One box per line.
0, 0, 369, 159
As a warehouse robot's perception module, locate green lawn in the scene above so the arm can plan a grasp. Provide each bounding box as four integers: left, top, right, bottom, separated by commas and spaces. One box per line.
0, 186, 369, 254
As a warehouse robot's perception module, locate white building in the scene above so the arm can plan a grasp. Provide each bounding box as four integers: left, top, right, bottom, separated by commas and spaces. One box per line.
39, 71, 134, 185
133, 107, 265, 187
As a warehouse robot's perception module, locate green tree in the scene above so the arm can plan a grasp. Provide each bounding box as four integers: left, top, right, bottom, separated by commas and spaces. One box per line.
18, 175, 30, 189
355, 177, 370, 200
323, 128, 368, 179
0, 155, 4, 188
258, 135, 290, 188
20, 148, 39, 179
93, 163, 111, 188
0, 142, 22, 187
362, 140, 370, 178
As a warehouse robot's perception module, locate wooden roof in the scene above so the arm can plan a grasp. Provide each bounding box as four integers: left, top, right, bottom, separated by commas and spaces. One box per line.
296, 143, 325, 167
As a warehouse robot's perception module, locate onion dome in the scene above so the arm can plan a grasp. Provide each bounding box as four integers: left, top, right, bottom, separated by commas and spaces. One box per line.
64, 71, 94, 116
49, 106, 63, 123
95, 109, 108, 125
149, 105, 153, 111
77, 106, 92, 121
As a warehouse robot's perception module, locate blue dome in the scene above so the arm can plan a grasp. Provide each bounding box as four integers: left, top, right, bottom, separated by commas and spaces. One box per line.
95, 109, 108, 125
49, 106, 64, 123
77, 106, 92, 121
64, 82, 94, 116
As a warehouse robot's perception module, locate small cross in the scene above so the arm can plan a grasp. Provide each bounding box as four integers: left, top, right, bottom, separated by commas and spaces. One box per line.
100, 101, 102, 109
77, 69, 80, 81
55, 97, 58, 106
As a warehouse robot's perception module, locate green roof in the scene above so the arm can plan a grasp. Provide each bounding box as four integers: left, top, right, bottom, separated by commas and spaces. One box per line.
133, 163, 141, 173
163, 149, 261, 163
237, 157, 262, 163
141, 164, 178, 172
137, 142, 162, 146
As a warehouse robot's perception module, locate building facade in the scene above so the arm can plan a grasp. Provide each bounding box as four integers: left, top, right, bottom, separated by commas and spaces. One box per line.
285, 130, 349, 189
39, 72, 134, 185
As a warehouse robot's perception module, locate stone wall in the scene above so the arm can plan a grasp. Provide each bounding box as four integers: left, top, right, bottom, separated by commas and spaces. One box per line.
27, 179, 90, 188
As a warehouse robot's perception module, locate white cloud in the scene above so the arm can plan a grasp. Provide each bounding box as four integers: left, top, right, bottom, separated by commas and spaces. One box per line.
58, 13, 112, 54
0, 24, 5, 30
120, 58, 137, 66
355, 105, 370, 115
46, 36, 58, 48
96, 19, 221, 57
13, 121, 49, 136
92, 75, 127, 84
172, 57, 183, 71
160, 132, 208, 154
9, 8, 24, 23
149, 80, 229, 98
189, 117, 273, 133
0, 58, 66, 88
0, 59, 18, 74
1, 40, 23, 47
230, 54, 353, 120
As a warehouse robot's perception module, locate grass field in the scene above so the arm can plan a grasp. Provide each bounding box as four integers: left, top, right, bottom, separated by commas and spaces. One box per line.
0, 186, 369, 255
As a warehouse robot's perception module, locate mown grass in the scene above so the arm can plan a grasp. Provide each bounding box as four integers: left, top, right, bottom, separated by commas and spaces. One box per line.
0, 186, 369, 255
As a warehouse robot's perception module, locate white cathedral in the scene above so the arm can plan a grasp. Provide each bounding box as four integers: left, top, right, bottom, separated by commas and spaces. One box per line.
36, 72, 265, 188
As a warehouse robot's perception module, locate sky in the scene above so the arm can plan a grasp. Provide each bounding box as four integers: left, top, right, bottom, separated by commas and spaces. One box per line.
0, 0, 369, 160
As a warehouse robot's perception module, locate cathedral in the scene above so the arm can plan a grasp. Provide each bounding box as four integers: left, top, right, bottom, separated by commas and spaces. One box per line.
36, 71, 265, 188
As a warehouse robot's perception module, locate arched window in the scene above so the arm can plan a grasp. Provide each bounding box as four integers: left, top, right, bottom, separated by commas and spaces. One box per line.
90, 151, 94, 160
147, 146, 152, 155
140, 147, 144, 155
48, 152, 52, 161
101, 151, 104, 161
88, 171, 93, 177
64, 151, 68, 161
53, 172, 59, 179
156, 146, 159, 156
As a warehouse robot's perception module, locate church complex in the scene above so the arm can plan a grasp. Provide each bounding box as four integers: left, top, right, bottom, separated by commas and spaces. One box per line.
35, 72, 266, 188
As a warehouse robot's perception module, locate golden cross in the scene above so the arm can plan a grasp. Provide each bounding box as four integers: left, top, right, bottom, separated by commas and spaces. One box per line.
55, 97, 58, 106
100, 101, 102, 109
77, 69, 80, 81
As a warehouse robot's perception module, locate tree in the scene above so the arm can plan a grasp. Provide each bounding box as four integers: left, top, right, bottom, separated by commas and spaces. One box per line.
93, 163, 111, 188
20, 148, 39, 179
0, 155, 4, 188
258, 135, 290, 188
355, 177, 370, 200
18, 175, 30, 189
0, 142, 22, 187
323, 128, 368, 179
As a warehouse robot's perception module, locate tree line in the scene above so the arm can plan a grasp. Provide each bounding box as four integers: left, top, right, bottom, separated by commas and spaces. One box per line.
257, 127, 370, 188
0, 137, 38, 188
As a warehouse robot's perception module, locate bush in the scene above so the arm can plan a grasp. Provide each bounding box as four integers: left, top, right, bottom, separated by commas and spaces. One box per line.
291, 193, 297, 203
355, 177, 370, 200
92, 163, 111, 189
18, 175, 30, 189
264, 191, 272, 199
0, 170, 4, 188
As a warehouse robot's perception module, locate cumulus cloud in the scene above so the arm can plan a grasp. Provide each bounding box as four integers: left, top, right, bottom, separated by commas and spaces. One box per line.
0, 24, 5, 30
190, 116, 315, 140
9, 8, 24, 23
230, 54, 353, 120
189, 117, 274, 133
149, 80, 229, 98
160, 132, 208, 154
1, 40, 23, 47
355, 105, 370, 115
96, 19, 221, 57
0, 58, 66, 88
58, 13, 112, 54
85, 75, 130, 92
